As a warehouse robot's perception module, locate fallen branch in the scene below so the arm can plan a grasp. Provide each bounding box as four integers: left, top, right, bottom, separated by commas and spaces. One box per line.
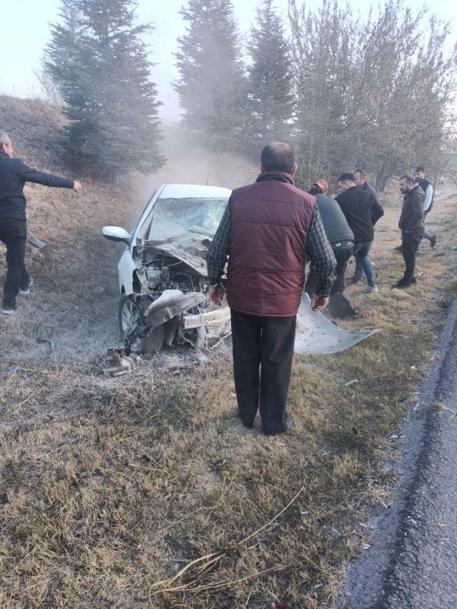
151, 565, 288, 595
149, 486, 305, 594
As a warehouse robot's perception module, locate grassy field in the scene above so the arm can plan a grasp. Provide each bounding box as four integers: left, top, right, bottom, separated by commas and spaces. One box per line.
1, 172, 457, 608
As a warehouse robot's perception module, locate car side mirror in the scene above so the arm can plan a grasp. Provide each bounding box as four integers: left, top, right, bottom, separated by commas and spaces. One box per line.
102, 226, 132, 244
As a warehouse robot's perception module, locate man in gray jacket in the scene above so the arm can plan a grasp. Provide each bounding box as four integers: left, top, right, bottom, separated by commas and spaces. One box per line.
307, 179, 356, 317
394, 175, 424, 288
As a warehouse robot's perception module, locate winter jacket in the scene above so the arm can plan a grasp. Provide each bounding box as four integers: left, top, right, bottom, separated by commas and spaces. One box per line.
315, 195, 354, 246
399, 185, 424, 234
227, 173, 316, 317
360, 181, 379, 203
0, 150, 74, 221
335, 186, 384, 243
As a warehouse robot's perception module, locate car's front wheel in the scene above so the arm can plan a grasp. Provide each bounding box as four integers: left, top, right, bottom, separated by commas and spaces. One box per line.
118, 295, 164, 355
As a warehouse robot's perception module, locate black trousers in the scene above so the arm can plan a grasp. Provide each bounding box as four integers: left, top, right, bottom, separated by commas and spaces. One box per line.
307, 245, 351, 297
230, 310, 296, 435
0, 218, 29, 307
402, 230, 423, 280
331, 246, 352, 295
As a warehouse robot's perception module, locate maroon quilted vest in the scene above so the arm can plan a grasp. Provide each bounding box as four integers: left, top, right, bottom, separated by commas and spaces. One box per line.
227, 173, 315, 317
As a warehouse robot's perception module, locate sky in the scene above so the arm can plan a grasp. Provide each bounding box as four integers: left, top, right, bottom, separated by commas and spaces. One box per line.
1, 0, 456, 122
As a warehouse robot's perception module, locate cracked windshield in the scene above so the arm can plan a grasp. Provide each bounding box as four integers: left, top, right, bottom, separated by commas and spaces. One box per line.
148, 197, 228, 239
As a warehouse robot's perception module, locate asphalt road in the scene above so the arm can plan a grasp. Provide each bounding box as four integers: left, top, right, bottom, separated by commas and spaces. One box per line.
340, 299, 457, 609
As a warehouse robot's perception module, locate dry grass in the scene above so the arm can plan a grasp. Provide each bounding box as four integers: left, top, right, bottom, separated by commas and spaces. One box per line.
1, 111, 457, 607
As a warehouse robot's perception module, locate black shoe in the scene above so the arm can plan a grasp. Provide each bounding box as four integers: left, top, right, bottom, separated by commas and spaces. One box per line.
348, 275, 363, 285
1, 303, 16, 315
263, 416, 292, 436
430, 235, 437, 248
18, 276, 33, 296
394, 245, 403, 253
410, 277, 417, 284
238, 413, 254, 429
327, 293, 358, 319
263, 427, 286, 436
392, 278, 413, 289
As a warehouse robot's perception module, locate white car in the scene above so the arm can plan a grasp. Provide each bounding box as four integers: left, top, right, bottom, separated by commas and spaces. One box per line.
102, 184, 232, 354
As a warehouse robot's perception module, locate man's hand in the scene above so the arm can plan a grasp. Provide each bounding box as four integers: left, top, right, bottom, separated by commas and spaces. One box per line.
310, 294, 329, 311
73, 180, 82, 192
208, 284, 225, 306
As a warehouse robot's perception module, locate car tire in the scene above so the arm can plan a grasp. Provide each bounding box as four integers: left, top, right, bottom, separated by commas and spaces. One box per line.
118, 295, 164, 355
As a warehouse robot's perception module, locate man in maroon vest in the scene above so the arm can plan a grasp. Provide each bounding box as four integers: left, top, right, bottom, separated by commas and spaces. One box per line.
207, 142, 336, 435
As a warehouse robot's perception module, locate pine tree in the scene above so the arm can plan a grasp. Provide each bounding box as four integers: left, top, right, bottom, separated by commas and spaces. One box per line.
45, 0, 165, 179
246, 0, 295, 149
175, 0, 248, 152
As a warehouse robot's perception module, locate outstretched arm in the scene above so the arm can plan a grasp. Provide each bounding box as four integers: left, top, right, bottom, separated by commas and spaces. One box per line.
14, 159, 79, 191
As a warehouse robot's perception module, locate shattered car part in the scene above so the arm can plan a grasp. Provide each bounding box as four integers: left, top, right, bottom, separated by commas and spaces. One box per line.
27, 233, 47, 250
103, 184, 378, 357
103, 185, 232, 354
105, 348, 144, 377
294, 294, 379, 354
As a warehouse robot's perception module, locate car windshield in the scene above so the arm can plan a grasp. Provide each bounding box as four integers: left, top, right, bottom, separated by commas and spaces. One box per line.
148, 197, 228, 240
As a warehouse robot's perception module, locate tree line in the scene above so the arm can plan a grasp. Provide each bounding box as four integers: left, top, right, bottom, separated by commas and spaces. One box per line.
45, 0, 457, 188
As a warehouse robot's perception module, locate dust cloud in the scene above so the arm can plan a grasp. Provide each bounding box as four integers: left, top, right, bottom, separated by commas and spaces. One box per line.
126, 124, 258, 222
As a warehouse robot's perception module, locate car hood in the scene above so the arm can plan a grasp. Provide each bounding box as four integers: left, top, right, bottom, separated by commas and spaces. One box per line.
143, 232, 211, 276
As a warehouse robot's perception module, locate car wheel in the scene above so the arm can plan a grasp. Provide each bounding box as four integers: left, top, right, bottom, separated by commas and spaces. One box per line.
118, 295, 164, 355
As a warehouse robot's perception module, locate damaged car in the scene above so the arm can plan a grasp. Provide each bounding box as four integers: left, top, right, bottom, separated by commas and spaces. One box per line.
102, 184, 232, 354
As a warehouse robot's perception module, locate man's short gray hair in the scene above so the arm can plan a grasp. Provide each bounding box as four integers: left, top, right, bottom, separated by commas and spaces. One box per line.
0, 131, 10, 146
260, 142, 296, 173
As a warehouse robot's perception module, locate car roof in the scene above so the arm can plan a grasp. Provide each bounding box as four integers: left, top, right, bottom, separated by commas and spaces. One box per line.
158, 184, 231, 199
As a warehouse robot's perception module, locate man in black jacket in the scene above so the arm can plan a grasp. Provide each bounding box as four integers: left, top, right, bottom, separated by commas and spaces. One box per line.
353, 169, 379, 203
336, 173, 384, 294
394, 175, 424, 288
0, 132, 81, 314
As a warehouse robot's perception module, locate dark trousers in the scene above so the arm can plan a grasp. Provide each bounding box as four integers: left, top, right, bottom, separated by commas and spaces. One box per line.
0, 218, 29, 307
230, 310, 296, 434
423, 230, 435, 244
307, 244, 351, 296
331, 246, 352, 295
402, 230, 423, 280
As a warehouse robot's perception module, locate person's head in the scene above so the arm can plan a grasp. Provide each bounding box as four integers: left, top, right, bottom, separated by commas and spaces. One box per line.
260, 142, 297, 176
0, 132, 13, 156
308, 178, 329, 196
353, 169, 367, 187
415, 165, 426, 181
399, 175, 416, 194
337, 173, 356, 193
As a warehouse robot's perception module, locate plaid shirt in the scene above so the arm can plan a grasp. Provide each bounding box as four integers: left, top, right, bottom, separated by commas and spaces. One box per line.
207, 202, 336, 297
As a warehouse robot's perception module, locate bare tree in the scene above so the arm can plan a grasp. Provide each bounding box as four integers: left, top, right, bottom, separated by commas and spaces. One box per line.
288, 0, 457, 190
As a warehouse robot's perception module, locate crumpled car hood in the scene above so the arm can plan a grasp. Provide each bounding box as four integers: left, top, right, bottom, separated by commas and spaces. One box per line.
143, 232, 209, 276
295, 294, 379, 354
